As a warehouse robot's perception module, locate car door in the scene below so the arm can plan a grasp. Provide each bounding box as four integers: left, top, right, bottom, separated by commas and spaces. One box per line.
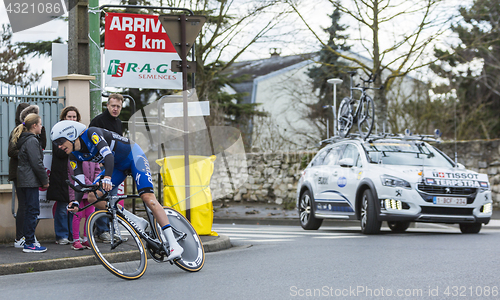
308, 147, 332, 202
314, 144, 348, 216
336, 143, 363, 213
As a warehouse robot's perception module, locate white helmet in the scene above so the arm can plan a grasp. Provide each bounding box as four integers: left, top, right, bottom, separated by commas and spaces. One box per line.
51, 120, 86, 145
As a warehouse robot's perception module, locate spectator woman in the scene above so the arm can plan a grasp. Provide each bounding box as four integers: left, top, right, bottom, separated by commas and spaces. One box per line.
46, 106, 81, 245
12, 113, 49, 253
8, 104, 46, 248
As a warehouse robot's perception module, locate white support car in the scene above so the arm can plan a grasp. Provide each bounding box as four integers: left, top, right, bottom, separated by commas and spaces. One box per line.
296, 135, 492, 234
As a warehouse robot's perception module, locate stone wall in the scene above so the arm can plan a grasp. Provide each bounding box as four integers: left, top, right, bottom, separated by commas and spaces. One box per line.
435, 139, 500, 208
210, 139, 500, 209
210, 152, 316, 208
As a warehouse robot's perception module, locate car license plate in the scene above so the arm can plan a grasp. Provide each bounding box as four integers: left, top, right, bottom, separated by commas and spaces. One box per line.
433, 197, 467, 205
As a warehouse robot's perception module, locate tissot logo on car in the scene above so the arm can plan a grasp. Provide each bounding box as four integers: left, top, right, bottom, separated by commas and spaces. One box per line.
431, 171, 479, 180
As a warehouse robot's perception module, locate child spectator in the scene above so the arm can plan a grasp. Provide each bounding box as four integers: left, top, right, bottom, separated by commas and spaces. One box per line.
69, 161, 100, 250
12, 113, 49, 253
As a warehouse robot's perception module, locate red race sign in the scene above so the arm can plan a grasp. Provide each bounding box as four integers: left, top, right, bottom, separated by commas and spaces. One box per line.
105, 12, 176, 53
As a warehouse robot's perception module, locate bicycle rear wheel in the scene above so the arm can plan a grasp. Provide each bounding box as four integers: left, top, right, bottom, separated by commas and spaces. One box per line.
87, 210, 148, 280
337, 97, 353, 137
357, 95, 375, 139
158, 208, 205, 272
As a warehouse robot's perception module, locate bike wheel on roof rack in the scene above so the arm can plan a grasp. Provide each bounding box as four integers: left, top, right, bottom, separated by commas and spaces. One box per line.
357, 95, 375, 139
337, 97, 353, 138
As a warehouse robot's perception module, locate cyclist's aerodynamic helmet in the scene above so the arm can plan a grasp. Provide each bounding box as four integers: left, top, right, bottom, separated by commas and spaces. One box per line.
51, 120, 86, 146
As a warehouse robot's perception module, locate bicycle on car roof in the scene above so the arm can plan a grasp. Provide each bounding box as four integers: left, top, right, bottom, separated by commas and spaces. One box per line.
337, 70, 382, 140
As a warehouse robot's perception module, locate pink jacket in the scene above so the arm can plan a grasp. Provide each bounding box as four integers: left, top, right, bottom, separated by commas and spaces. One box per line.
68, 161, 101, 201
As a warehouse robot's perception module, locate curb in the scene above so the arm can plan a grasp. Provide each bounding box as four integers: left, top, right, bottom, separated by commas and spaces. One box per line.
0, 234, 231, 276
202, 234, 232, 252
213, 218, 359, 226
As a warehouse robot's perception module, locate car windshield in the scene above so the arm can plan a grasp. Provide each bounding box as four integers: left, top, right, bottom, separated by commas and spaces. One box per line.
362, 141, 455, 167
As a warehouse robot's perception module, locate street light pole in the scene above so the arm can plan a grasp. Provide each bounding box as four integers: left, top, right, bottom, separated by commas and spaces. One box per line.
327, 78, 343, 137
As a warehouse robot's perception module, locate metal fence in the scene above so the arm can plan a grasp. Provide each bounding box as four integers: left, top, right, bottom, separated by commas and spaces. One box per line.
0, 85, 65, 184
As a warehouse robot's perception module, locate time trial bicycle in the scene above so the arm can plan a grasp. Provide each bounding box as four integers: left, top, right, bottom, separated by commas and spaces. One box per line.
67, 176, 205, 280
337, 71, 381, 139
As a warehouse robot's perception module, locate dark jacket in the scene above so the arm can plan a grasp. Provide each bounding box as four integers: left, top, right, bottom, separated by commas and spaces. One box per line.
46, 144, 69, 203
89, 109, 123, 135
8, 103, 47, 182
16, 132, 49, 188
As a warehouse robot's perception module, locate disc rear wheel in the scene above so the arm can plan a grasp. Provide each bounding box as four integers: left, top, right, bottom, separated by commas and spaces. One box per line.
157, 208, 205, 272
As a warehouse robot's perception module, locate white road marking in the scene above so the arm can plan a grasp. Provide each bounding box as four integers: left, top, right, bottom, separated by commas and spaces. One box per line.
213, 225, 364, 242
313, 235, 366, 239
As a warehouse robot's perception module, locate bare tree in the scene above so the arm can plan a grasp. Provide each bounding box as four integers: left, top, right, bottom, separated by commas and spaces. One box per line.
289, 0, 451, 132
385, 75, 452, 135
0, 24, 42, 87
252, 115, 290, 152
160, 0, 296, 101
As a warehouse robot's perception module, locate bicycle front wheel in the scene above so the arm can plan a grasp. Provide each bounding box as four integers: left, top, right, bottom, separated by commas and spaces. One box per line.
87, 210, 148, 280
357, 95, 375, 139
337, 97, 353, 137
159, 208, 205, 272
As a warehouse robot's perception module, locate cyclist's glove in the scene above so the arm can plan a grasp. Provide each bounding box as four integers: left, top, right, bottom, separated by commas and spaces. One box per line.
102, 177, 112, 186
67, 201, 79, 210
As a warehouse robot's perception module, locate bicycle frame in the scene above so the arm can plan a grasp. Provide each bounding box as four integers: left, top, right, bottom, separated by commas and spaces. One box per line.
110, 195, 164, 252
79, 192, 182, 255
347, 74, 372, 122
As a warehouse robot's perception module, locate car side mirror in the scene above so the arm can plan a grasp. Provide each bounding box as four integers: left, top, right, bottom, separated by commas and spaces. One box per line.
456, 163, 465, 169
339, 158, 354, 168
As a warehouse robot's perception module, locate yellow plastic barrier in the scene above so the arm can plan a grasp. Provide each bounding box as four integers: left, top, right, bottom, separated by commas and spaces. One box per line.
156, 155, 218, 236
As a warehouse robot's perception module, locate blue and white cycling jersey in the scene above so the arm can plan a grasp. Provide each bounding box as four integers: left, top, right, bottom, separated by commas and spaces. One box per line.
69, 127, 154, 199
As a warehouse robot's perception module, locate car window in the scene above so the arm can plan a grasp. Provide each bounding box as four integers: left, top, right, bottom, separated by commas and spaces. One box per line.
310, 147, 331, 166
341, 144, 362, 167
363, 141, 454, 167
324, 146, 342, 166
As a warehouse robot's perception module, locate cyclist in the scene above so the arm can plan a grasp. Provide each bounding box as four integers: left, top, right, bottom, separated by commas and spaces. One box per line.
50, 120, 183, 260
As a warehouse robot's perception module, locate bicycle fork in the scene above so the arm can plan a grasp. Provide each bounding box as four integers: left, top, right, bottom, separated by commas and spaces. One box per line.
110, 209, 124, 250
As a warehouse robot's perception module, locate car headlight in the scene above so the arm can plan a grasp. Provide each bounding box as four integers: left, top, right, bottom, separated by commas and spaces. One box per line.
380, 175, 411, 189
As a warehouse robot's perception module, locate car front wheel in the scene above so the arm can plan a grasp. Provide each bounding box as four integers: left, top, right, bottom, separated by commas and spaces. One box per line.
299, 190, 323, 230
459, 223, 482, 234
360, 189, 381, 234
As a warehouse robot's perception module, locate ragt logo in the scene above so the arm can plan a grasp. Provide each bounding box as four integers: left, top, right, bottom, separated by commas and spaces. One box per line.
107, 59, 176, 78
108, 60, 126, 77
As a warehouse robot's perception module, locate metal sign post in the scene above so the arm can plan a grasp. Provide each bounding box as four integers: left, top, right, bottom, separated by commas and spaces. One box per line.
327, 78, 343, 136
159, 14, 206, 221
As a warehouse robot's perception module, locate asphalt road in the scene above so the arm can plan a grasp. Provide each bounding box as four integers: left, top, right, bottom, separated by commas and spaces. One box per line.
1, 223, 499, 300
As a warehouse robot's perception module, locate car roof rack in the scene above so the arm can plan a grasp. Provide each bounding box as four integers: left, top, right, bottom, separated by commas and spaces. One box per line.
320, 134, 361, 145
367, 134, 441, 143
320, 129, 441, 145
